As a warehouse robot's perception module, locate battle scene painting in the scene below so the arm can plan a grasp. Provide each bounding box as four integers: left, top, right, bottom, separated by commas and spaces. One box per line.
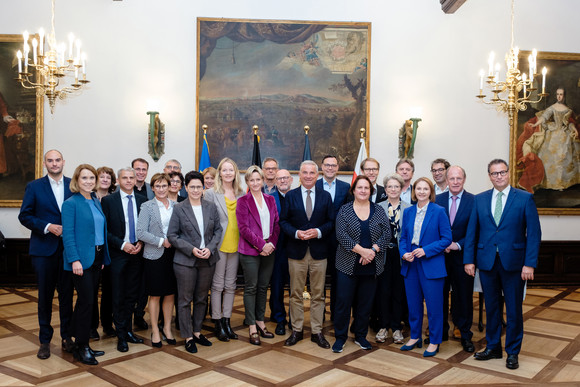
196, 18, 370, 172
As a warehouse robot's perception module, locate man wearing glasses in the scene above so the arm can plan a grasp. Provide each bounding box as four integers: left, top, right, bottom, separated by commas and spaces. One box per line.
430, 158, 450, 195
164, 159, 187, 197
464, 159, 541, 370
316, 155, 350, 321
262, 157, 279, 195
269, 169, 294, 335
360, 157, 386, 203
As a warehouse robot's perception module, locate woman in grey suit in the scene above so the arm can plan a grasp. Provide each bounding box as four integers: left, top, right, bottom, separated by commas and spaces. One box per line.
136, 173, 177, 348
375, 173, 411, 344
168, 171, 222, 354
203, 158, 245, 341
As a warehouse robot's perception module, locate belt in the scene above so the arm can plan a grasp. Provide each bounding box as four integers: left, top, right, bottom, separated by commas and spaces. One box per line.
386, 243, 396, 249
95, 245, 104, 252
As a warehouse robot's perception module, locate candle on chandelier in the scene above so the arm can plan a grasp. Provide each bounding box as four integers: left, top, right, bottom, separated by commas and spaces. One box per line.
23, 43, 29, 73
81, 53, 86, 75
488, 52, 495, 76
16, 50, 22, 73
494, 63, 500, 85
39, 28, 44, 56
479, 69, 484, 91
32, 38, 38, 65
541, 67, 547, 94
522, 73, 527, 94
75, 39, 81, 63
532, 49, 538, 73
68, 33, 75, 60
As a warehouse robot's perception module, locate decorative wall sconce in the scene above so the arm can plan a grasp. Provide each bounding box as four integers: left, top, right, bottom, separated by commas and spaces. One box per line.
398, 107, 422, 159
147, 103, 165, 161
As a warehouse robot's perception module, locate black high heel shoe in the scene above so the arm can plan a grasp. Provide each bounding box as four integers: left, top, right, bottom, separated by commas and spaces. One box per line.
151, 333, 162, 348
161, 329, 176, 345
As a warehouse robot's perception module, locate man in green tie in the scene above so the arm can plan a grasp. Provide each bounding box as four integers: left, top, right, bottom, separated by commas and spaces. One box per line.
463, 159, 541, 371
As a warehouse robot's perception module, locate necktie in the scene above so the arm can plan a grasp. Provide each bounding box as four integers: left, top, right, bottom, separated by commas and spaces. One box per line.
306, 189, 313, 220
127, 194, 136, 243
494, 191, 503, 226
449, 195, 458, 226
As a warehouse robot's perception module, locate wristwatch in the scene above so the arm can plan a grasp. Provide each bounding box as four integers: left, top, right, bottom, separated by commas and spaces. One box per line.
371, 247, 377, 253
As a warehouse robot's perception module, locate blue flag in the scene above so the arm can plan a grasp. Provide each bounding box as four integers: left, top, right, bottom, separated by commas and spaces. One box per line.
302, 132, 312, 161
199, 132, 211, 171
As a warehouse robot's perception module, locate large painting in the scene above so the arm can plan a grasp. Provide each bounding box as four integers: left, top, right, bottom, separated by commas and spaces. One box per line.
0, 35, 43, 208
512, 51, 580, 215
196, 18, 370, 172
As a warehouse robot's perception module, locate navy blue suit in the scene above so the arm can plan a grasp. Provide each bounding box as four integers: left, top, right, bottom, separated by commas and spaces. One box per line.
18, 175, 74, 344
435, 191, 475, 340
316, 177, 350, 319
280, 186, 334, 333
399, 203, 452, 344
464, 187, 541, 355
101, 190, 147, 340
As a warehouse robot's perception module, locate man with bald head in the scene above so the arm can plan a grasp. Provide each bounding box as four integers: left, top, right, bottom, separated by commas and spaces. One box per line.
269, 168, 294, 334
435, 165, 475, 352
19, 149, 74, 359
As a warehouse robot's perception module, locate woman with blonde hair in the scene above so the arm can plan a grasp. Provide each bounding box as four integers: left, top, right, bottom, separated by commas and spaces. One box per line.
204, 157, 245, 341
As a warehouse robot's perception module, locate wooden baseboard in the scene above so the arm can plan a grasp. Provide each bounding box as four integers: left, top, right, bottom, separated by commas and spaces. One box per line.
1, 239, 579, 287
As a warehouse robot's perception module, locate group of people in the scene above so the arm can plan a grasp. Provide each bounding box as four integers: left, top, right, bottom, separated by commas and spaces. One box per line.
18, 150, 541, 371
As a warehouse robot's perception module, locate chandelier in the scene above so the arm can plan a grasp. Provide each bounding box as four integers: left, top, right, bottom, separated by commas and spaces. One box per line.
15, 0, 89, 113
476, 0, 547, 124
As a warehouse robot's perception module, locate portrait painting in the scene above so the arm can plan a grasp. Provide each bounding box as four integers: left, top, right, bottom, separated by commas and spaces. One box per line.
196, 18, 371, 172
0, 35, 43, 208
512, 51, 580, 215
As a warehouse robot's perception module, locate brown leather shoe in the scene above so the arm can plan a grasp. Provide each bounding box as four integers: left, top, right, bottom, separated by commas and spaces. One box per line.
256, 325, 274, 339
37, 343, 50, 359
284, 330, 303, 346
311, 333, 330, 349
249, 331, 261, 346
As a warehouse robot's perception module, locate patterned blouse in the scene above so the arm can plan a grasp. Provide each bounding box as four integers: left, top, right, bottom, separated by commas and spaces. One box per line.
335, 201, 390, 276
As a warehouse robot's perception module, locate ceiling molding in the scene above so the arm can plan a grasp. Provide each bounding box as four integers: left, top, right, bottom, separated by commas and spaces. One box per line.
440, 0, 467, 14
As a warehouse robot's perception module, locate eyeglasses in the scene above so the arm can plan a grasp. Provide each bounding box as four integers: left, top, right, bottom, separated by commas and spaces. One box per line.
264, 167, 278, 171
170, 180, 182, 185
153, 184, 168, 189
489, 170, 508, 177
363, 168, 379, 173
430, 168, 445, 173
165, 165, 180, 171
276, 176, 291, 181
323, 163, 338, 168
189, 186, 204, 191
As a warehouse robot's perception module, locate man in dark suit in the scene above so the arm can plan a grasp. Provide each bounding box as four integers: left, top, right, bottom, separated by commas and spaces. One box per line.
280, 161, 334, 349
269, 169, 293, 335
316, 155, 350, 321
18, 149, 74, 359
435, 165, 475, 352
464, 159, 541, 370
360, 157, 386, 203
101, 167, 147, 352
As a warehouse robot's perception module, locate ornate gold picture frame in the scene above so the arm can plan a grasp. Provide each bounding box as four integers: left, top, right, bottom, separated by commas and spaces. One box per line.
511, 50, 580, 215
195, 18, 371, 172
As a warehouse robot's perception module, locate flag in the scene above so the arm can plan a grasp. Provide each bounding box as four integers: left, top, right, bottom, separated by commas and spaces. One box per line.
352, 138, 367, 184
252, 132, 261, 167
302, 131, 312, 161
199, 131, 211, 171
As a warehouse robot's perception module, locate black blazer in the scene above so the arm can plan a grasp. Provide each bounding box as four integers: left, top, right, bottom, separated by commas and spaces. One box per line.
435, 191, 475, 266
101, 190, 147, 253
315, 178, 350, 215
346, 183, 387, 204
279, 186, 335, 260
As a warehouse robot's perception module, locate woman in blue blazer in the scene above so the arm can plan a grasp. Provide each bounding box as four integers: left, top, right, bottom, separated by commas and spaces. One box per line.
62, 164, 111, 366
399, 177, 451, 357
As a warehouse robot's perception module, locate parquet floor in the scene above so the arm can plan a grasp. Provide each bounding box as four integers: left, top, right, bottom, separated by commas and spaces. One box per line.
1, 286, 580, 386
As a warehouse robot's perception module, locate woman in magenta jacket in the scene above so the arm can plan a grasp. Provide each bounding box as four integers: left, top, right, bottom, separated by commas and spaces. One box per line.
236, 165, 280, 345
